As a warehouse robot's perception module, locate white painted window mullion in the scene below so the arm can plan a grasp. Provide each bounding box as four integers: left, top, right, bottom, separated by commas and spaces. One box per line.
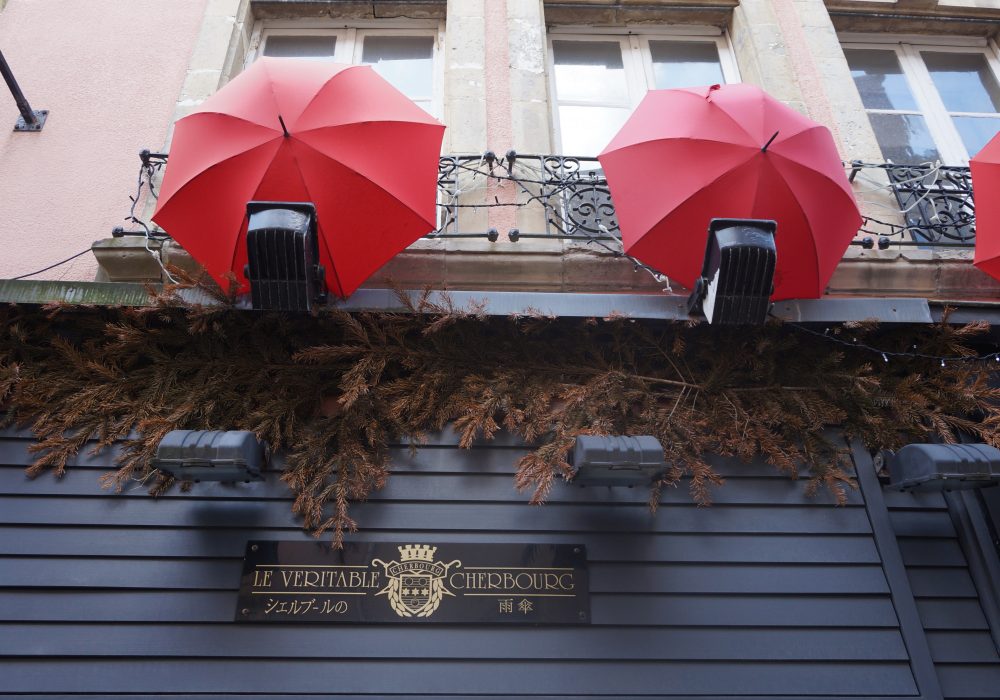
899, 44, 968, 163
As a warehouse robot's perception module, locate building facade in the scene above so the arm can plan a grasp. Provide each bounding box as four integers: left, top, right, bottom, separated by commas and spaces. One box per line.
2, 1, 1000, 698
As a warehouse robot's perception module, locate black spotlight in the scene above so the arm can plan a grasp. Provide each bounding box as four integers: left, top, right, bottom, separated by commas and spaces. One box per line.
882, 443, 1000, 492
152, 430, 267, 483
571, 435, 665, 487
244, 201, 327, 311
687, 218, 777, 325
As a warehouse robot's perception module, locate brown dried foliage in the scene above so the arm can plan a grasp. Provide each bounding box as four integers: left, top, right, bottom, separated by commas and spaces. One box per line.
3, 284, 1000, 544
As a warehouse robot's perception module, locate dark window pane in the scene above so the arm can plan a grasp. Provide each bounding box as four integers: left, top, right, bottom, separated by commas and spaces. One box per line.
552, 41, 627, 103
263, 35, 337, 59
952, 116, 1000, 157
868, 113, 941, 163
649, 41, 724, 89
845, 48, 918, 111
923, 52, 1000, 113
362, 36, 435, 98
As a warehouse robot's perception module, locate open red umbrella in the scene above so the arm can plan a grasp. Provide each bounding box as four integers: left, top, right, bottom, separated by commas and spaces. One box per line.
971, 134, 1000, 280
153, 57, 444, 299
598, 83, 860, 300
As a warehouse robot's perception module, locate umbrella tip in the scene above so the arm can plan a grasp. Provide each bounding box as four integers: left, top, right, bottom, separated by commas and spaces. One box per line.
762, 130, 779, 152
278, 115, 290, 138
706, 84, 721, 99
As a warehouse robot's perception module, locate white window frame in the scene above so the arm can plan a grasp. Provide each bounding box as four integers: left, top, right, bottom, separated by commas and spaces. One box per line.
246, 19, 446, 119
547, 26, 740, 155
842, 33, 1000, 165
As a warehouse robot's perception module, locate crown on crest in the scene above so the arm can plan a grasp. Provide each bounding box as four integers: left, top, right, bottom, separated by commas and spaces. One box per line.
398, 544, 437, 562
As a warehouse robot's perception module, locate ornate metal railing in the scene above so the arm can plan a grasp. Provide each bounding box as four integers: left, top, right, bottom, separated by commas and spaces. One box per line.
433, 153, 619, 242
849, 161, 975, 248
124, 152, 976, 251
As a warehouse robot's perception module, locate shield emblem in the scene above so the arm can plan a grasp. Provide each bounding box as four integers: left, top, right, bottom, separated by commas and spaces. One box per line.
400, 574, 432, 614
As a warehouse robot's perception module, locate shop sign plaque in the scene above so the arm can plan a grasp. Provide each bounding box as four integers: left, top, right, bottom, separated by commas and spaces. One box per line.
236, 541, 589, 624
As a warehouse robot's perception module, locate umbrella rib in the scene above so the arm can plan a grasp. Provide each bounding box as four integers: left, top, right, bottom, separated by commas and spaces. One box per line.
293, 137, 436, 228
630, 149, 763, 236
760, 157, 824, 298
294, 118, 442, 137
290, 64, 366, 128
601, 136, 758, 161
764, 130, 857, 197
155, 138, 284, 221
188, 110, 283, 134
286, 142, 346, 297
260, 59, 286, 133
700, 89, 765, 146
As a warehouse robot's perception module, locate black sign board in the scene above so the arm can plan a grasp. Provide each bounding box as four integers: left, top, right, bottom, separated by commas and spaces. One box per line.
237, 541, 589, 624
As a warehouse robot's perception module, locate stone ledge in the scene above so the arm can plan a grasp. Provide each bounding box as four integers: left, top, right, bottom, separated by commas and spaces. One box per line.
90, 235, 1000, 300
827, 0, 1000, 36
542, 0, 737, 27
250, 0, 446, 20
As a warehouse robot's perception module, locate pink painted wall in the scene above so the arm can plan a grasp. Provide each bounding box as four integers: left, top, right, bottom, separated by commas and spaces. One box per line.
0, 0, 209, 280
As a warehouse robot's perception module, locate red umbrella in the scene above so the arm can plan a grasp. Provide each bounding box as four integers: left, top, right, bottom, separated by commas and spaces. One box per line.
598, 84, 861, 300
153, 57, 444, 299
971, 134, 1000, 280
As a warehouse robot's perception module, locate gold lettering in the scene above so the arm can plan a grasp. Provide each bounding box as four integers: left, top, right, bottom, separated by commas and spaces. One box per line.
252, 568, 273, 588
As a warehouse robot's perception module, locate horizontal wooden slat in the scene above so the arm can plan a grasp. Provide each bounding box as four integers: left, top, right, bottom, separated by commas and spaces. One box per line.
0, 623, 909, 661
0, 590, 900, 627
0, 697, 932, 700
898, 537, 968, 567
907, 567, 979, 598
936, 663, 1000, 698
883, 489, 948, 509
0, 527, 881, 564
590, 564, 890, 594
926, 631, 1000, 663
0, 696, 931, 700
0, 659, 918, 695
889, 510, 957, 538
0, 467, 859, 506
916, 599, 991, 630
0, 497, 872, 533
0, 558, 891, 594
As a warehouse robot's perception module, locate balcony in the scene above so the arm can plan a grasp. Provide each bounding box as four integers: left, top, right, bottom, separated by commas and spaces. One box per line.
87, 151, 999, 302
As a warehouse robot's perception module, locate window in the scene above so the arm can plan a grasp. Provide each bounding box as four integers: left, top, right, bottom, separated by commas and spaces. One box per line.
248, 22, 443, 118
548, 30, 740, 156
844, 39, 1000, 164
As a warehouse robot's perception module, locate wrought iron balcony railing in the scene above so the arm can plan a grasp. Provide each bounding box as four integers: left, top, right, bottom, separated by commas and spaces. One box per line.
434, 154, 619, 242
849, 161, 975, 249
125, 152, 976, 253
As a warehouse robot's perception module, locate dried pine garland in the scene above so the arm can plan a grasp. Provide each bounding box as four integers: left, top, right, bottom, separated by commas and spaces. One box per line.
2, 281, 999, 545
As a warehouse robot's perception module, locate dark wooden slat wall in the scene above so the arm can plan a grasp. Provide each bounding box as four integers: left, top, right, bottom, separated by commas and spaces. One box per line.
0, 428, 931, 698
887, 487, 1000, 699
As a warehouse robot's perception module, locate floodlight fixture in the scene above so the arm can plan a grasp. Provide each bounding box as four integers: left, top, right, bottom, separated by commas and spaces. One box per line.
244, 201, 327, 311
882, 443, 1000, 492
571, 435, 665, 487
687, 218, 777, 325
152, 430, 267, 483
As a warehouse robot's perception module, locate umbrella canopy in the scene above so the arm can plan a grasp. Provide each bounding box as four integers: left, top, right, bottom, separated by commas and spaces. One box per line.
153, 57, 445, 299
598, 83, 861, 300
971, 134, 1000, 281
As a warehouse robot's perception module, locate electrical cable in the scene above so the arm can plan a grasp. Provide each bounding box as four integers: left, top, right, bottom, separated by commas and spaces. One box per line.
782, 319, 1000, 366
11, 248, 92, 280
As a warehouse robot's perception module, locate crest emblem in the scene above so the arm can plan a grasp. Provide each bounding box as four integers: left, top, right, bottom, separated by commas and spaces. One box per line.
372, 545, 462, 618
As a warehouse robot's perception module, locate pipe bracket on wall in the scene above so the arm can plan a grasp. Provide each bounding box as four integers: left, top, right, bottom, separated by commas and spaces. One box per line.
0, 49, 47, 132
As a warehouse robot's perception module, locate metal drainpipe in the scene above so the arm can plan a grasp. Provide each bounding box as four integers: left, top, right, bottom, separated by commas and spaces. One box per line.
0, 49, 47, 132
